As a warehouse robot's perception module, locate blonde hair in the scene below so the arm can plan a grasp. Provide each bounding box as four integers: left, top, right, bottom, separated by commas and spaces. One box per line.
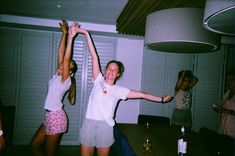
68, 59, 77, 105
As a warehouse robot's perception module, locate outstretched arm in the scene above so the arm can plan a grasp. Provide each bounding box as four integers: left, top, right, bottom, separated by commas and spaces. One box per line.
75, 25, 100, 80
127, 90, 173, 103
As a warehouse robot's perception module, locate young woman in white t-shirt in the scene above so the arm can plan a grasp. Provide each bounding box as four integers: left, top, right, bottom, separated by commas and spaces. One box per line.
30, 20, 78, 156
75, 23, 174, 156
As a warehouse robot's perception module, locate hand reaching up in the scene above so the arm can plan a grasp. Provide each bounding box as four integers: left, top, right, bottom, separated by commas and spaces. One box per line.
74, 22, 88, 35
59, 19, 69, 34
68, 22, 80, 39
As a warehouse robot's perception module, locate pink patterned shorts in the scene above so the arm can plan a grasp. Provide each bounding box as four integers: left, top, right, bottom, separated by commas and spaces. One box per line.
44, 109, 68, 135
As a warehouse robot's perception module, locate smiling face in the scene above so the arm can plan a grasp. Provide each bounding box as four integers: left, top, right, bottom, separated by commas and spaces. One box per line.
104, 60, 124, 84
105, 62, 120, 82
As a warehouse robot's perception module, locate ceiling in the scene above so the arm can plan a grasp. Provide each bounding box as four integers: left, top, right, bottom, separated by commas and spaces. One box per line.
117, 0, 206, 36
0, 0, 206, 36
0, 0, 128, 25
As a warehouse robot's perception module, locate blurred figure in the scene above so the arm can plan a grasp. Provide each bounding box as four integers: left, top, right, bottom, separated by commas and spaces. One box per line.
213, 70, 235, 139
201, 70, 235, 156
0, 101, 5, 152
171, 70, 198, 130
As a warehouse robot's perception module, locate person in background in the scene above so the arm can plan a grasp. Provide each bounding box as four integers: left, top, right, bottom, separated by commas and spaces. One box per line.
213, 70, 235, 139
30, 20, 78, 156
200, 70, 235, 156
171, 70, 199, 130
0, 101, 5, 152
75, 23, 174, 156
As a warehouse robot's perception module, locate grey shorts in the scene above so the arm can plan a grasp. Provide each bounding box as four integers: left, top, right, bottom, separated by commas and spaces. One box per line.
79, 118, 114, 147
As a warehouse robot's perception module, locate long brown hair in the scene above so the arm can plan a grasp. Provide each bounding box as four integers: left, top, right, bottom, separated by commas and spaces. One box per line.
68, 59, 77, 105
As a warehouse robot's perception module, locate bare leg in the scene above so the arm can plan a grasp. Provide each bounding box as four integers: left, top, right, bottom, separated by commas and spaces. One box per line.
30, 124, 46, 156
45, 133, 62, 156
97, 147, 110, 156
81, 144, 95, 156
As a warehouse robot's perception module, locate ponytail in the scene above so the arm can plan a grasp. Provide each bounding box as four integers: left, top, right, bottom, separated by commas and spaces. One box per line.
68, 75, 76, 105
68, 59, 77, 105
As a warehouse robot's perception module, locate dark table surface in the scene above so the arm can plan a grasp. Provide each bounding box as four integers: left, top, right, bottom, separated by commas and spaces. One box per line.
117, 123, 210, 156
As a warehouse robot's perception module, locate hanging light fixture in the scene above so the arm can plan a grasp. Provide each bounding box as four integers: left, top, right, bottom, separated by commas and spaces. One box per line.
144, 8, 220, 53
203, 0, 235, 36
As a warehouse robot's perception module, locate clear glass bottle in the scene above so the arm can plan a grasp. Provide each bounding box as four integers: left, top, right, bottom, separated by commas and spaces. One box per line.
145, 122, 149, 129
143, 137, 152, 152
178, 126, 187, 156
143, 122, 152, 152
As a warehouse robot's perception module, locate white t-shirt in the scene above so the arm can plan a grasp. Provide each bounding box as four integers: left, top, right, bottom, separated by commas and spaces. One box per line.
86, 73, 130, 126
44, 74, 71, 111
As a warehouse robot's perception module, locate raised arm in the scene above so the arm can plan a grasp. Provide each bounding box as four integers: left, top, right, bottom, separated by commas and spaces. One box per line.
61, 22, 78, 82
188, 76, 199, 88
57, 20, 68, 69
75, 25, 100, 80
127, 90, 173, 103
